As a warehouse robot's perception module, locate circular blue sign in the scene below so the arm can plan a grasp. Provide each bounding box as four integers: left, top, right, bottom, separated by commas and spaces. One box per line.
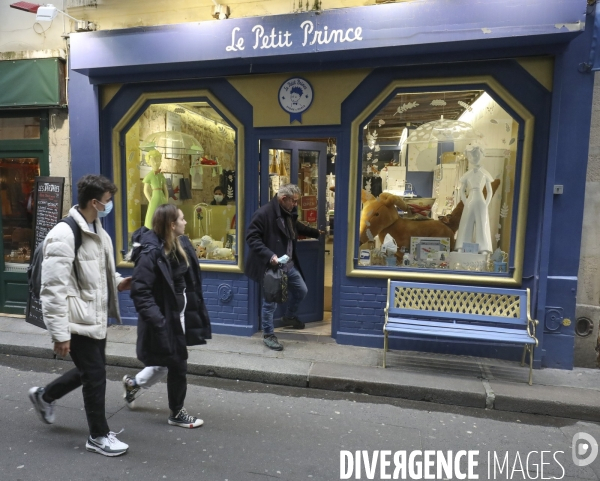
278, 77, 313, 123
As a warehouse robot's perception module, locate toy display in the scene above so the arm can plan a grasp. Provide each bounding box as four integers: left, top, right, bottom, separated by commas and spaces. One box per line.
142, 150, 169, 228
359, 193, 457, 263
455, 144, 494, 254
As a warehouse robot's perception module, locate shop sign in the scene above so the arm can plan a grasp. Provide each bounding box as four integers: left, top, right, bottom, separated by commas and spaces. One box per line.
226, 20, 363, 53
304, 209, 317, 222
301, 195, 317, 209
279, 77, 313, 123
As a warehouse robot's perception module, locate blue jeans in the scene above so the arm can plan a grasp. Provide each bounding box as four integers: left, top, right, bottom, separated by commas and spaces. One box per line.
261, 266, 308, 335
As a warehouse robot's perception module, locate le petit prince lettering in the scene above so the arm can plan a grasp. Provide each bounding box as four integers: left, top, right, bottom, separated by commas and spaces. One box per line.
226, 20, 363, 52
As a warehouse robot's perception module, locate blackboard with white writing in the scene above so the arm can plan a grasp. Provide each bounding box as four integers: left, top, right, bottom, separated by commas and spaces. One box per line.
26, 177, 65, 329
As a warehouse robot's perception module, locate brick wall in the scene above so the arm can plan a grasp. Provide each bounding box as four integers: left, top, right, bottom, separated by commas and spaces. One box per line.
117, 272, 252, 331
338, 278, 387, 335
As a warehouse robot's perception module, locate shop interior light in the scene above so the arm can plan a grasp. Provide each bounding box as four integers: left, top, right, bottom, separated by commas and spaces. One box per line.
140, 131, 205, 157
404, 116, 483, 151
9, 2, 96, 30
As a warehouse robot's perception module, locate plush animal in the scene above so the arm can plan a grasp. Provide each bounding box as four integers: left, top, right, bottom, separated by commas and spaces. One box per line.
359, 193, 456, 260
210, 247, 234, 260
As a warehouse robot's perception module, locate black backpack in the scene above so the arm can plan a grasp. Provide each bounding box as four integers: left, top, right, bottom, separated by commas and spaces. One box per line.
27, 216, 82, 298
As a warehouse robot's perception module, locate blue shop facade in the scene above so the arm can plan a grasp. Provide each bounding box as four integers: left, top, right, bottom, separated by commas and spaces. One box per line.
68, 0, 596, 369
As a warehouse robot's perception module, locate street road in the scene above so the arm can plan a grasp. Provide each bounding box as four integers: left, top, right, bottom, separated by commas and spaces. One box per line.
0, 355, 598, 481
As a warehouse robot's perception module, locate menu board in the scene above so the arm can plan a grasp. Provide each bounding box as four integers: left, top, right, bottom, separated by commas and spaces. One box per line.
26, 177, 65, 329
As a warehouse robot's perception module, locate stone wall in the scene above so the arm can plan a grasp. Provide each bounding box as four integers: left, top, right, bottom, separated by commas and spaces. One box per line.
576, 72, 600, 367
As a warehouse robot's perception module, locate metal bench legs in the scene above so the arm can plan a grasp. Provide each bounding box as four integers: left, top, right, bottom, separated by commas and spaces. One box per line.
521, 345, 534, 385
383, 331, 388, 368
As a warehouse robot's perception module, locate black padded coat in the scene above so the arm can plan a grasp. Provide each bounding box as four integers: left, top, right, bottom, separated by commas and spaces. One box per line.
245, 195, 320, 283
130, 228, 212, 366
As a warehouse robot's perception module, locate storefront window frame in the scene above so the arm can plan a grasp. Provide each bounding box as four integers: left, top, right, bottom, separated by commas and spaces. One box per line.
346, 77, 534, 287
0, 110, 48, 313
110, 90, 245, 273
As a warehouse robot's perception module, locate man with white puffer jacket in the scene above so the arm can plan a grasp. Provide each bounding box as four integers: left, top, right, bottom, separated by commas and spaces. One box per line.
28, 174, 132, 457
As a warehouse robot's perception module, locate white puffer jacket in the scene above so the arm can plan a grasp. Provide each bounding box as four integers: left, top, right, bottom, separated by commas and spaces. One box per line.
41, 206, 123, 343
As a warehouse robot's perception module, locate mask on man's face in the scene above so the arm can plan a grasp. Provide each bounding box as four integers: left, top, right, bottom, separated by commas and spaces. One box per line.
214, 195, 224, 203
94, 200, 113, 218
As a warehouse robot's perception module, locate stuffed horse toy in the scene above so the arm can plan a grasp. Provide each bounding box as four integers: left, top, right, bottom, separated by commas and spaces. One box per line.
359, 180, 501, 263
359, 193, 456, 262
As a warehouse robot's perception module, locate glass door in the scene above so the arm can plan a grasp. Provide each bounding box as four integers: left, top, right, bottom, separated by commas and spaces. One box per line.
260, 140, 327, 324
0, 154, 40, 311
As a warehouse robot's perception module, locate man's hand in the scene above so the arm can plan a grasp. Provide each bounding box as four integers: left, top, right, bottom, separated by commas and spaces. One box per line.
54, 340, 70, 358
118, 276, 132, 292
270, 255, 279, 266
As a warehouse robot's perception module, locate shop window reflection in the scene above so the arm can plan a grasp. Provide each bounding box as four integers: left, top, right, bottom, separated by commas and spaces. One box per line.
1, 158, 39, 265
358, 90, 518, 274
0, 117, 40, 140
125, 102, 237, 262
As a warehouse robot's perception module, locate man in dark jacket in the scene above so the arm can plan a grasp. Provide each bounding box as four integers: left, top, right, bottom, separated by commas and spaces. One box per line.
245, 183, 322, 351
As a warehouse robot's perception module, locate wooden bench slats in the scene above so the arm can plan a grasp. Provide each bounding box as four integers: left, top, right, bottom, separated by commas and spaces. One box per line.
389, 307, 527, 326
385, 322, 536, 344
386, 317, 536, 342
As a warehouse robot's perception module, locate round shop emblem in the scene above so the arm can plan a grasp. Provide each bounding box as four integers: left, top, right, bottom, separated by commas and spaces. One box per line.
278, 77, 313, 124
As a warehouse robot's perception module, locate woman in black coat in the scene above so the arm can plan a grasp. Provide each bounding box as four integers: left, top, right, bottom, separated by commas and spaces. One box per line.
123, 204, 211, 429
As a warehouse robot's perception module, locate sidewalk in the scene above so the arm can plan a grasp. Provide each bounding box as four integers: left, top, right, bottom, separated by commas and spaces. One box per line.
1, 315, 599, 422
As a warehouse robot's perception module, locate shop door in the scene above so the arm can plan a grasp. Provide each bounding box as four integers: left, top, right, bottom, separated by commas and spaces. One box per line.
259, 140, 327, 323
0, 153, 40, 313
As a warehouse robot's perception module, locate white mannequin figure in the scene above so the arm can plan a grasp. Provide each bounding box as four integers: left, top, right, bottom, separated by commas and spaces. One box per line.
455, 144, 494, 254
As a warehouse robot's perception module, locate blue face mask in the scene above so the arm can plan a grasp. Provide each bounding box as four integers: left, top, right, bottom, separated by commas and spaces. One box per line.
94, 199, 113, 218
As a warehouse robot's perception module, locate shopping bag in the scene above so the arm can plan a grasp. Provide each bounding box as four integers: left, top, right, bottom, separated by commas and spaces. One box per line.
263, 266, 288, 303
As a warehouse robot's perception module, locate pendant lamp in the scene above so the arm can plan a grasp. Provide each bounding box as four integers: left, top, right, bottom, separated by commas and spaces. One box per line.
140, 131, 204, 157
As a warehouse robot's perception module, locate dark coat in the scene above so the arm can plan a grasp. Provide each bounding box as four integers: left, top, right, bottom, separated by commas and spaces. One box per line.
130, 228, 212, 366
245, 195, 320, 283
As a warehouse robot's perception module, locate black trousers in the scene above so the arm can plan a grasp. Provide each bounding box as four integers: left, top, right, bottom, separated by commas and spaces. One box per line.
166, 358, 187, 414
44, 334, 109, 438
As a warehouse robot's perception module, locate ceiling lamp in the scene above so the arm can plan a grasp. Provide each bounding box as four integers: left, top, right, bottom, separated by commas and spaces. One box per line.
140, 131, 204, 158
405, 116, 483, 151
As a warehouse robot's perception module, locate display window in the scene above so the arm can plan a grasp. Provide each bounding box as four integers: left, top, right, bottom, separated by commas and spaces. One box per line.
122, 101, 238, 263
1, 157, 39, 266
349, 81, 533, 285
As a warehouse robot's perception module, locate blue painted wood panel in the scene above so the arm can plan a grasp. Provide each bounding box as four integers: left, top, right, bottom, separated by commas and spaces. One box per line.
70, 1, 584, 75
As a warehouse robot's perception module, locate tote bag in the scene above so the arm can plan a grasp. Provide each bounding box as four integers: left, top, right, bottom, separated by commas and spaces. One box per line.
263, 266, 288, 303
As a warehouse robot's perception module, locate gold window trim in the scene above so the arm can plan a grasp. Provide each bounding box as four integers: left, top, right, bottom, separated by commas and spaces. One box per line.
111, 90, 245, 273
346, 76, 534, 287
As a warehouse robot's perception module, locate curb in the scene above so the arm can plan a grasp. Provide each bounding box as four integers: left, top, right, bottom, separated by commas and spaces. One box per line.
2, 342, 599, 422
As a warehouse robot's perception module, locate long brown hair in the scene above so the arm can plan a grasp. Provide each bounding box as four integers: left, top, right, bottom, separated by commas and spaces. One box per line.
152, 204, 189, 266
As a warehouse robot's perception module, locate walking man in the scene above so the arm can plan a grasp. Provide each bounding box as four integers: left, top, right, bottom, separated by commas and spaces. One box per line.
245, 184, 323, 351
28, 174, 132, 456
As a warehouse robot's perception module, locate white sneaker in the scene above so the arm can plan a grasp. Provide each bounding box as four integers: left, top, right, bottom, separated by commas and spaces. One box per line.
122, 375, 141, 409
28, 387, 55, 424
85, 430, 128, 457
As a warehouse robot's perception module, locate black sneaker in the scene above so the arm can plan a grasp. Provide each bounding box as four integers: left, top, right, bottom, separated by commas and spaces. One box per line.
28, 387, 55, 424
263, 334, 283, 351
283, 315, 305, 330
122, 375, 141, 409
168, 408, 203, 429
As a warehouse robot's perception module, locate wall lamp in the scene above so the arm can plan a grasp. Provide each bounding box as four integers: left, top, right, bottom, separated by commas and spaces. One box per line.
10, 2, 96, 31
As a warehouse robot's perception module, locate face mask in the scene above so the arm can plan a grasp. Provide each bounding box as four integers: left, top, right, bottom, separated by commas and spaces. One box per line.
94, 199, 113, 218
214, 195, 224, 203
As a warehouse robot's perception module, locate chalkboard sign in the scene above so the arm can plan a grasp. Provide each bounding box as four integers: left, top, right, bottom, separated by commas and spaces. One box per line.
25, 177, 65, 329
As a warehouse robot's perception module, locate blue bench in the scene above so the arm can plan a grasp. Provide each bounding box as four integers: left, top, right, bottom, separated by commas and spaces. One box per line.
383, 280, 539, 385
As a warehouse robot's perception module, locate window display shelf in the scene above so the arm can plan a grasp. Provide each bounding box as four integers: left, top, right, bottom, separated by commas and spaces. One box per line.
4, 262, 28, 273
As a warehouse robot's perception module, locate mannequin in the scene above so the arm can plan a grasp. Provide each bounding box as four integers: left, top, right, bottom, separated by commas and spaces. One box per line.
455, 144, 494, 254
143, 150, 168, 228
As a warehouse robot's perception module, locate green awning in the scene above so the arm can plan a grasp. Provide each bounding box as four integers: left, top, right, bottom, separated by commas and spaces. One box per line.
0, 58, 66, 108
